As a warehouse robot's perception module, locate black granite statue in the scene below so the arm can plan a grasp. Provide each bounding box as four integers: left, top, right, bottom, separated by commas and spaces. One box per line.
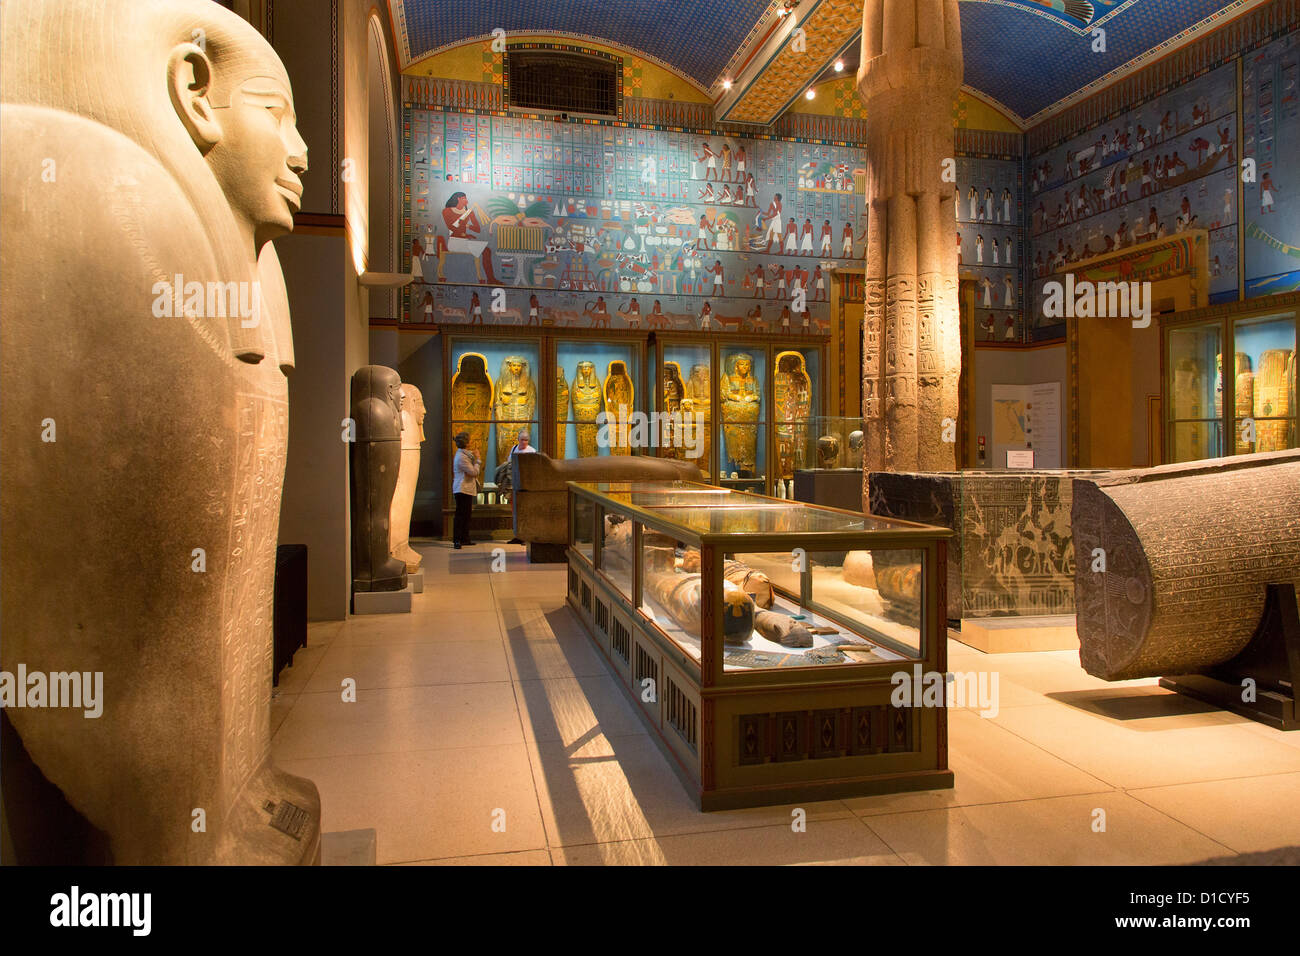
350, 365, 408, 592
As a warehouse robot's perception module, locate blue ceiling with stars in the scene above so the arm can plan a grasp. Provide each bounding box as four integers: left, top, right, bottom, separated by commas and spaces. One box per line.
394, 0, 1252, 123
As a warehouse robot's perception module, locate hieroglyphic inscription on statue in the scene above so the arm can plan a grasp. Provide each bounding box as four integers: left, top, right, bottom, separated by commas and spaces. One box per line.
220, 392, 287, 808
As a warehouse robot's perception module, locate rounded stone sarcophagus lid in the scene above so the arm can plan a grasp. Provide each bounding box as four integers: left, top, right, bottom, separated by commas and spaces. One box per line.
351, 365, 403, 441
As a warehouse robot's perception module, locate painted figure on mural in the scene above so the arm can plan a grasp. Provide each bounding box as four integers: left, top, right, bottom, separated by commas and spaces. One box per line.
441, 191, 498, 285
697, 140, 717, 180
752, 263, 766, 298
762, 193, 784, 253
843, 220, 855, 257
820, 219, 833, 256
1261, 172, 1277, 214
699, 301, 714, 331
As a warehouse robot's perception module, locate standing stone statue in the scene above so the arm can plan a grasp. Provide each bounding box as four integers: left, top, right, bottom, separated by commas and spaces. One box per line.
857, 0, 964, 486
0, 0, 318, 864
389, 383, 426, 573
351, 366, 408, 593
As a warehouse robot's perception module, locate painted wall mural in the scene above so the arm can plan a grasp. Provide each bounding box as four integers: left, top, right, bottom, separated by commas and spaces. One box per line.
1244, 30, 1300, 297
957, 155, 1026, 343
1026, 62, 1240, 337
404, 108, 867, 333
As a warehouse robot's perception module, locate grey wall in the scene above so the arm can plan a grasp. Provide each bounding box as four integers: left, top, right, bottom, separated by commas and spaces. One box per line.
277, 235, 351, 620
972, 345, 1070, 468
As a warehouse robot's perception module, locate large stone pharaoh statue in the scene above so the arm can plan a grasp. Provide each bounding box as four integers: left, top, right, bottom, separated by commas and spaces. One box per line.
0, 0, 319, 864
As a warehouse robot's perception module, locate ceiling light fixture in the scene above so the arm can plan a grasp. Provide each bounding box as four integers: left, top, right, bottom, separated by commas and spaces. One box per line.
722, 79, 733, 90
805, 88, 815, 100
834, 60, 844, 72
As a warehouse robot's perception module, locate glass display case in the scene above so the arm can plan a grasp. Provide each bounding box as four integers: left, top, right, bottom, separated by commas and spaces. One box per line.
567, 479, 954, 810
718, 346, 767, 488
447, 335, 543, 505
657, 342, 712, 476
556, 339, 643, 460
655, 339, 827, 496
1163, 309, 1296, 463
803, 416, 867, 472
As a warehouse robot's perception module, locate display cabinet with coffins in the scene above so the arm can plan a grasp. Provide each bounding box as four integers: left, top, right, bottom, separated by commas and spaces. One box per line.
567, 480, 954, 810
653, 336, 826, 497
1162, 306, 1297, 464
441, 329, 648, 534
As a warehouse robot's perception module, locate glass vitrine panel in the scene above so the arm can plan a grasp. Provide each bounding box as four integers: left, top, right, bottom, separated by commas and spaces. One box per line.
719, 347, 766, 484
802, 416, 866, 471
661, 343, 713, 478
597, 511, 634, 600
636, 525, 703, 670
557, 340, 641, 460
449, 338, 542, 483
1233, 313, 1296, 454
1166, 322, 1222, 462
774, 348, 820, 487
573, 495, 595, 562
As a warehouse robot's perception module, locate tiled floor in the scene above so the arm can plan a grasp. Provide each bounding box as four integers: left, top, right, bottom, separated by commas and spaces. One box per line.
272, 542, 1296, 866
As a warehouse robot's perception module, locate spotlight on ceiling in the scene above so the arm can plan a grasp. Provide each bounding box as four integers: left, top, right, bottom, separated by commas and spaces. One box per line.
834, 59, 844, 72
805, 88, 816, 100
722, 79, 733, 90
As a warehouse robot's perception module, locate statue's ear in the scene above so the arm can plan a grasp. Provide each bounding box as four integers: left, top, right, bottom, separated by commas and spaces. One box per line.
168, 43, 221, 151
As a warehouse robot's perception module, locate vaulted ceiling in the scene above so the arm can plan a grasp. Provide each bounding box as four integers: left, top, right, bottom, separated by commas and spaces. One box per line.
389, 0, 1265, 126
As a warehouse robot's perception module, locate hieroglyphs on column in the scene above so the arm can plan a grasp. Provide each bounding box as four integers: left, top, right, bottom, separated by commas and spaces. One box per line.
857, 0, 964, 486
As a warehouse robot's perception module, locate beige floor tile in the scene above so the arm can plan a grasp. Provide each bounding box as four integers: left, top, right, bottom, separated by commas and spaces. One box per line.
270, 691, 297, 736
863, 792, 1234, 865
991, 698, 1300, 789
396, 849, 552, 866
490, 571, 569, 598
410, 582, 498, 612
1130, 772, 1300, 854
497, 598, 586, 640
304, 640, 511, 692
336, 609, 502, 645
274, 642, 330, 695
307, 621, 345, 645
552, 817, 904, 866
505, 630, 610, 680
277, 744, 546, 865
527, 733, 852, 848
272, 682, 522, 760
514, 674, 648, 746
845, 710, 1113, 817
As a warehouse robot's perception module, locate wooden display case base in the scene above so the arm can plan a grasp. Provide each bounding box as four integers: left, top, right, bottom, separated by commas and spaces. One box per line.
566, 552, 954, 811
698, 769, 956, 812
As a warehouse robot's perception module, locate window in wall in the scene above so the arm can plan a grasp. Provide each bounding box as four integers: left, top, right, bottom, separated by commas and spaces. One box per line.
505, 48, 619, 118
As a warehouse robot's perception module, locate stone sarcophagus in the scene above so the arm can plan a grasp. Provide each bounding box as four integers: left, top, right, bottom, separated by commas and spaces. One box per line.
0, 0, 318, 864
512, 453, 702, 562
1072, 450, 1300, 683
869, 470, 1108, 622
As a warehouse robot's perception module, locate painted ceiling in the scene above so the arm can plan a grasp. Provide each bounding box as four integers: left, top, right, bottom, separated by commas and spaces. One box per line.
390, 0, 1260, 125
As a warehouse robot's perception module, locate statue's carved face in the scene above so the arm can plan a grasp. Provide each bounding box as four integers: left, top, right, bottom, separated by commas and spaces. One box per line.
735, 356, 752, 378
506, 359, 525, 379
206, 71, 308, 248
578, 361, 595, 378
